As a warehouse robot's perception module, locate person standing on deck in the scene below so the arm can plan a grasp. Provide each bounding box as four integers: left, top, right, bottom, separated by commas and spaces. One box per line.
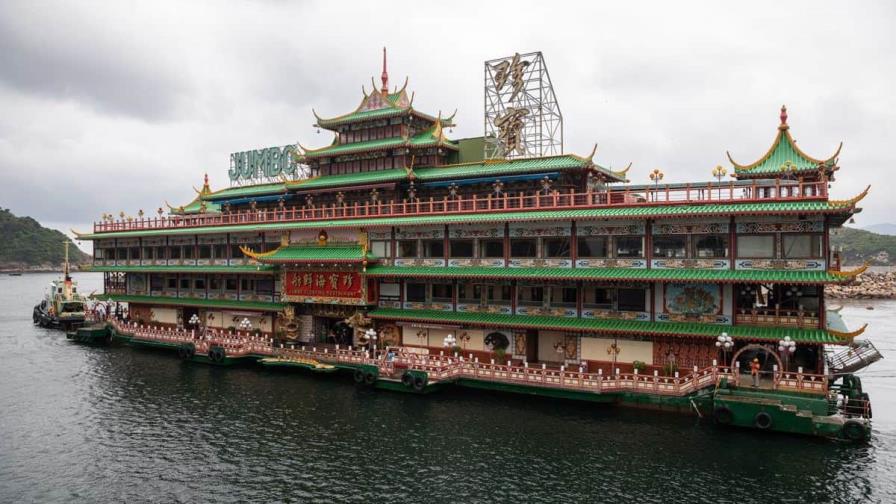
750, 357, 761, 388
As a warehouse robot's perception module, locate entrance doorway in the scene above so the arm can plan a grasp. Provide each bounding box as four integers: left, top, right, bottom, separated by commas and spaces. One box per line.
311, 317, 353, 345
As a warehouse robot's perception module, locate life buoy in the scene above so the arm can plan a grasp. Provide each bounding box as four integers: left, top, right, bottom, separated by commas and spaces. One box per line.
713, 406, 733, 425
842, 420, 868, 441
413, 375, 426, 392
401, 372, 414, 388
364, 371, 376, 385
754, 411, 773, 430
353, 369, 365, 383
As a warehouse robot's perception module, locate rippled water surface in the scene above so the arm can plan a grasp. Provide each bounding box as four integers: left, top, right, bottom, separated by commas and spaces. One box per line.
1, 273, 895, 503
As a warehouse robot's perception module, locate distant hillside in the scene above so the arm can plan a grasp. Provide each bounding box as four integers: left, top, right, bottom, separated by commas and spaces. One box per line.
0, 208, 90, 271
862, 223, 896, 236
831, 226, 896, 265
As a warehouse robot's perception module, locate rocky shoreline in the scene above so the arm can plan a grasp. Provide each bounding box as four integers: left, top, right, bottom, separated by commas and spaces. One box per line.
826, 271, 896, 299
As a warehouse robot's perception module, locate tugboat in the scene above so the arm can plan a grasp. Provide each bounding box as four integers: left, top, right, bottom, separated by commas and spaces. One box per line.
33, 241, 86, 330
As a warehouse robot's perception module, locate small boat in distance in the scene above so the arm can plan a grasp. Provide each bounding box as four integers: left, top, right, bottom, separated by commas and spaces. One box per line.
33, 242, 86, 330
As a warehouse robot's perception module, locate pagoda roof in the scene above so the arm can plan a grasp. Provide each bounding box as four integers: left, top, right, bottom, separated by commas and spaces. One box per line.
413, 153, 625, 183
286, 168, 409, 191
204, 182, 288, 202
367, 307, 853, 345
365, 264, 867, 285
240, 244, 375, 264
300, 125, 458, 159
89, 264, 276, 274
728, 106, 842, 178
169, 174, 223, 214
79, 198, 864, 240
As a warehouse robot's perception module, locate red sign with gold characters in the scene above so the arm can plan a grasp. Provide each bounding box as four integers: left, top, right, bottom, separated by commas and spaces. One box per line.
284, 271, 362, 300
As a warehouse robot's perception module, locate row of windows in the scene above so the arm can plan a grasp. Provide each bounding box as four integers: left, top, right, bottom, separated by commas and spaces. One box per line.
372, 233, 824, 260
339, 125, 403, 144
144, 275, 274, 293
395, 283, 647, 312
96, 244, 280, 261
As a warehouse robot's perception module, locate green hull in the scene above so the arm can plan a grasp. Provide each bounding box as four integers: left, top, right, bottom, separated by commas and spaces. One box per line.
66, 325, 111, 344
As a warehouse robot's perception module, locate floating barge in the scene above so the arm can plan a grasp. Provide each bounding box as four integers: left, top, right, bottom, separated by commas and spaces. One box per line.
75, 51, 879, 441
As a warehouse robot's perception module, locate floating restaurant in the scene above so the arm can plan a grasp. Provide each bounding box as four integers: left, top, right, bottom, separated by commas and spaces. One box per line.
75, 50, 879, 441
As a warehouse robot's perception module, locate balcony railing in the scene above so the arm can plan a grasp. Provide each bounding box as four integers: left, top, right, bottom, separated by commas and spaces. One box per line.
735, 308, 820, 329
92, 179, 829, 234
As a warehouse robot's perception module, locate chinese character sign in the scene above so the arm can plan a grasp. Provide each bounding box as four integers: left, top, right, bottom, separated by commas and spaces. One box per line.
284, 271, 362, 300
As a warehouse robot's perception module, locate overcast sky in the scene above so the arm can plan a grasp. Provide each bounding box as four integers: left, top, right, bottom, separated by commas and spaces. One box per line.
1, 1, 893, 249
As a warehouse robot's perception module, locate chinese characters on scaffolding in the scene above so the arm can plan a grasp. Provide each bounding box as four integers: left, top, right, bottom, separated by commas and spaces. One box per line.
491, 53, 531, 156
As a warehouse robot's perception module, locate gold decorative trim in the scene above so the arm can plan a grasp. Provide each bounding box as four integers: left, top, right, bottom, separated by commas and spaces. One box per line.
828, 262, 869, 278
829, 185, 870, 208
727, 125, 841, 171
829, 323, 868, 342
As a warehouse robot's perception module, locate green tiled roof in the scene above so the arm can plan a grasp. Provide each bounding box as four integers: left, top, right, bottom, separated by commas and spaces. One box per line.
317, 107, 409, 126
365, 266, 854, 284
79, 200, 857, 240
302, 130, 457, 159
93, 294, 285, 312
730, 126, 839, 177
368, 308, 846, 344
88, 264, 275, 274
414, 155, 617, 181
173, 199, 222, 215
251, 245, 374, 263
205, 182, 288, 202
286, 168, 409, 191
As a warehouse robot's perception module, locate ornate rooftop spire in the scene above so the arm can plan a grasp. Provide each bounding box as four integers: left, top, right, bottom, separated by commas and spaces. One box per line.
381, 47, 389, 93
779, 104, 788, 130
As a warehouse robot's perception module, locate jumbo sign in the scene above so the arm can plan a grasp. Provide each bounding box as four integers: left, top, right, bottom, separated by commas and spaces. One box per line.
228, 145, 299, 183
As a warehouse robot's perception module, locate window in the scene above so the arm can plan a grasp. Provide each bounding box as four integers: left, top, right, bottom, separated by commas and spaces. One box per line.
241, 278, 255, 292
653, 235, 687, 258
180, 278, 191, 290
406, 283, 426, 303
231, 244, 244, 259
782, 234, 822, 259
737, 235, 775, 258
380, 282, 400, 299
458, 284, 482, 303
480, 239, 504, 258
371, 240, 391, 258
432, 284, 453, 302
398, 240, 418, 258
583, 287, 614, 308
486, 285, 512, 303
225, 278, 238, 291
256, 278, 273, 294
518, 286, 544, 306
449, 239, 474, 258
510, 238, 537, 257
615, 236, 643, 258
213, 245, 227, 259
618, 288, 646, 312
155, 246, 166, 260
544, 237, 571, 258
169, 246, 181, 259
209, 278, 221, 290
166, 277, 177, 289
129, 247, 141, 260
183, 246, 195, 259
694, 235, 729, 258
577, 237, 608, 258
198, 245, 212, 259
150, 275, 164, 291
194, 278, 206, 290
550, 287, 577, 307
423, 239, 444, 258
143, 247, 154, 259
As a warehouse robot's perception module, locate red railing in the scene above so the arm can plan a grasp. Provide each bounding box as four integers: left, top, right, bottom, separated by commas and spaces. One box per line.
109, 321, 829, 396
92, 180, 829, 234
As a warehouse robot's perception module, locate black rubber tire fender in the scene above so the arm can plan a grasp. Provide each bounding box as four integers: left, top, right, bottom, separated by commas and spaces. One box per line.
754, 411, 773, 430
401, 372, 414, 388
713, 406, 733, 425
843, 420, 867, 442
353, 369, 365, 383
364, 371, 376, 385
413, 375, 426, 392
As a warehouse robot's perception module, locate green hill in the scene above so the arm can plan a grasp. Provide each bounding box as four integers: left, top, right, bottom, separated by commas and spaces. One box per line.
830, 226, 896, 265
0, 208, 91, 271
